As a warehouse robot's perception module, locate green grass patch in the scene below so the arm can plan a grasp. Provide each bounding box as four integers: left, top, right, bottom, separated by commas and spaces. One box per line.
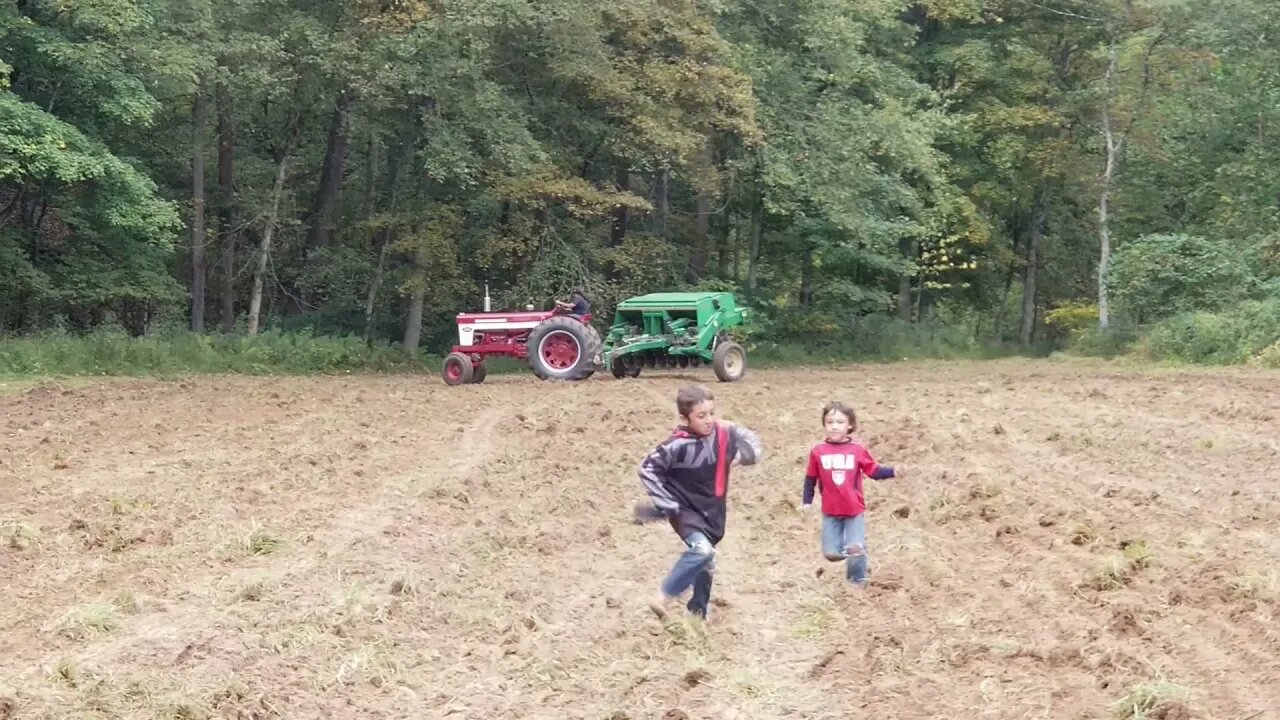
0, 318, 1031, 381
0, 326, 433, 378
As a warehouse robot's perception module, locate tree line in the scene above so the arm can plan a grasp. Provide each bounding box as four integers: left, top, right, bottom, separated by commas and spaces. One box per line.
2, 0, 1277, 356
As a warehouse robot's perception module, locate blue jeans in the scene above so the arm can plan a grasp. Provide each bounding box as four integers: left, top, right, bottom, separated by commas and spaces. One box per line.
660, 531, 716, 618
822, 513, 868, 585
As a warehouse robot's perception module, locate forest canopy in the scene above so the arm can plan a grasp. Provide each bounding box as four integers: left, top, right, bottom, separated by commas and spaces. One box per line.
2, 0, 1277, 362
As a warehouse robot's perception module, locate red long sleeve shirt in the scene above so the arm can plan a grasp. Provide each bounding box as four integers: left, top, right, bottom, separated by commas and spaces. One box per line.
803, 438, 894, 517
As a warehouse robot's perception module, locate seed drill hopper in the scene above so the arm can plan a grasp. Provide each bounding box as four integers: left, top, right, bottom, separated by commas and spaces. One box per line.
601, 291, 749, 382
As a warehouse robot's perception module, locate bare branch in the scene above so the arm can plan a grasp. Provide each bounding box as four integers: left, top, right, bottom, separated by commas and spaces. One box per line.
1023, 0, 1106, 25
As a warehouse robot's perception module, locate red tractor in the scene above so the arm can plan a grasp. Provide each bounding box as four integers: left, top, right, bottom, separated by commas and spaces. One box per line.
441, 292, 603, 385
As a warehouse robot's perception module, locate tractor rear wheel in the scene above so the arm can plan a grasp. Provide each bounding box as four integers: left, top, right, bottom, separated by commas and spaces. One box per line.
442, 352, 475, 386
527, 317, 601, 381
580, 324, 603, 378
712, 341, 747, 382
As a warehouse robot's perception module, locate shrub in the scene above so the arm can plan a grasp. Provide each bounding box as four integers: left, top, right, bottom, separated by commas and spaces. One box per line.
1140, 299, 1280, 365
1070, 325, 1138, 358
1107, 233, 1256, 322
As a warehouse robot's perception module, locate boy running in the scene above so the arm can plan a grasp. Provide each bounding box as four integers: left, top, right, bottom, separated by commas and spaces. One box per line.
634, 385, 763, 620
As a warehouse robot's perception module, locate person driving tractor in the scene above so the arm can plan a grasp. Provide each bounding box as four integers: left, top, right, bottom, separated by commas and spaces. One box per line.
554, 289, 591, 320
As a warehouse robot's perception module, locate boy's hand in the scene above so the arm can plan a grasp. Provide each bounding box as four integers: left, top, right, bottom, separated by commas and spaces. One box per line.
633, 501, 670, 524
799, 503, 815, 513
895, 465, 908, 480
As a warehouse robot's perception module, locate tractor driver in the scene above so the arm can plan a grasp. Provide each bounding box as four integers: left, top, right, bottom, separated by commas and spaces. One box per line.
554, 289, 590, 320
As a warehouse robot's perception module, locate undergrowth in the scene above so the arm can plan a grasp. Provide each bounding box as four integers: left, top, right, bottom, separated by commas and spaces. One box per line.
745, 316, 1025, 366
6, 299, 1275, 381
0, 326, 432, 378
1, 319, 1023, 380
1066, 298, 1280, 368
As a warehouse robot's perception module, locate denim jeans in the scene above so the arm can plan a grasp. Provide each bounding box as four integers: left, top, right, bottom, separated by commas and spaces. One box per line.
821, 513, 868, 585
660, 530, 716, 618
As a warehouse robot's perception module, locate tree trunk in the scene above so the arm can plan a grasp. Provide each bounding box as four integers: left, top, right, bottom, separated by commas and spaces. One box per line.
690, 192, 710, 281
997, 210, 1026, 338
189, 87, 207, 332
217, 86, 236, 332
363, 133, 377, 217
731, 223, 741, 282
610, 167, 629, 248
363, 138, 405, 346
747, 182, 762, 301
1020, 191, 1049, 347
1097, 37, 1119, 329
605, 166, 628, 281
1096, 25, 1167, 328
305, 88, 352, 252
655, 167, 670, 239
716, 211, 731, 279
799, 243, 815, 307
897, 238, 914, 322
995, 261, 1016, 339
402, 280, 426, 355
915, 276, 933, 320
689, 144, 714, 281
715, 140, 733, 279
247, 156, 289, 336
363, 240, 389, 346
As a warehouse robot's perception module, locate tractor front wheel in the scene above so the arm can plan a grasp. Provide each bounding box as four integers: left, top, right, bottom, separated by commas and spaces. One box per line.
527, 317, 600, 381
442, 352, 475, 386
471, 362, 487, 384
610, 360, 641, 379
712, 341, 747, 382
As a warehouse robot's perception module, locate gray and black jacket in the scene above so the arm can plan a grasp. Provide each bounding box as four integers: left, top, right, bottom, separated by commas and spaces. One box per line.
638, 421, 763, 544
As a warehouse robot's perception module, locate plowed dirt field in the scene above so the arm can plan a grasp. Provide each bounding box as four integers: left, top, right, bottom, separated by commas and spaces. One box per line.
2, 360, 1278, 719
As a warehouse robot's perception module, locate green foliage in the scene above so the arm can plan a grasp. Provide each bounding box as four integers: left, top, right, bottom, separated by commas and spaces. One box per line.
598, 234, 685, 308
1, 0, 1277, 375
1045, 303, 1100, 334
0, 94, 179, 243
492, 172, 652, 218
0, 0, 183, 332
1107, 233, 1257, 322
725, 0, 952, 276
